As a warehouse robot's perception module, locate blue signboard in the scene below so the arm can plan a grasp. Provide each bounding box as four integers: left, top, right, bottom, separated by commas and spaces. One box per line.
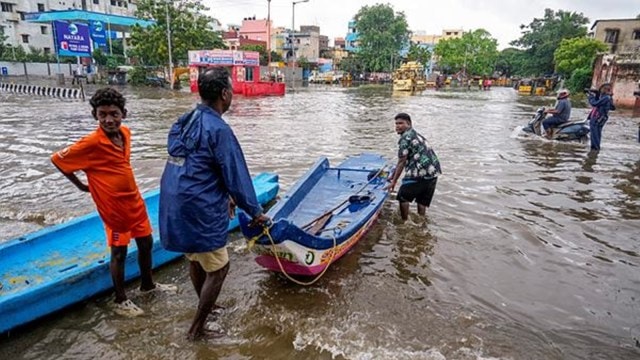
89, 20, 108, 52
1, 67, 7, 76
54, 21, 91, 57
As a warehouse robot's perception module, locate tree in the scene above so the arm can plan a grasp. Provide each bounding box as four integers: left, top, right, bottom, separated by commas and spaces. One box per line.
405, 43, 431, 67
238, 44, 282, 65
354, 4, 410, 72
129, 0, 224, 66
434, 29, 498, 75
338, 53, 364, 74
511, 8, 589, 76
495, 47, 527, 77
565, 67, 593, 94
553, 37, 607, 77
0, 27, 8, 59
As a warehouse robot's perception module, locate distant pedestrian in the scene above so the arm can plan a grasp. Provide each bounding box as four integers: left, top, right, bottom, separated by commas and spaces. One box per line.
386, 113, 442, 221
159, 68, 270, 341
588, 83, 616, 151
51, 88, 176, 317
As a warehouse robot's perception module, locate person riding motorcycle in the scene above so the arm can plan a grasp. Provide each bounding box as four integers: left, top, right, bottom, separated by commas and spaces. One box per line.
542, 89, 572, 138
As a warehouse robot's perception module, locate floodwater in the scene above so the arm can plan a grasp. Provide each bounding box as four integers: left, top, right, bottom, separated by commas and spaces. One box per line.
1, 84, 639, 359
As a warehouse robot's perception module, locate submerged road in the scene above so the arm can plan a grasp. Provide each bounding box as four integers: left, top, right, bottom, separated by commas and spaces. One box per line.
0, 85, 638, 359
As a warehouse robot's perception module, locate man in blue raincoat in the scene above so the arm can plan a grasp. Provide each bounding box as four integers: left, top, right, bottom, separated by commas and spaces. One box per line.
159, 67, 269, 341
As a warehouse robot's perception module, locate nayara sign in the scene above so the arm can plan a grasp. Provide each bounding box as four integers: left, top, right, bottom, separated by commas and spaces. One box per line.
54, 21, 91, 57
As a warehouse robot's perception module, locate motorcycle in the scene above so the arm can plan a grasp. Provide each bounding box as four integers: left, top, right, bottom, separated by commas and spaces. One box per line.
522, 107, 590, 142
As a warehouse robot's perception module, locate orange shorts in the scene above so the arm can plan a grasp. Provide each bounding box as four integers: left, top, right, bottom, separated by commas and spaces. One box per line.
104, 216, 152, 247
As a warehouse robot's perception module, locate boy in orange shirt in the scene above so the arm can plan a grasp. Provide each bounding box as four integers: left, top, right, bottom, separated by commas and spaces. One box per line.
51, 88, 175, 317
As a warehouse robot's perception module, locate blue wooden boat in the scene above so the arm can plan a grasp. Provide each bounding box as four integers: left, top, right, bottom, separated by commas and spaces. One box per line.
239, 154, 390, 277
0, 172, 279, 334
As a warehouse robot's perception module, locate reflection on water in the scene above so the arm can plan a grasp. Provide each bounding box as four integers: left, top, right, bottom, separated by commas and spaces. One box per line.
1, 86, 639, 359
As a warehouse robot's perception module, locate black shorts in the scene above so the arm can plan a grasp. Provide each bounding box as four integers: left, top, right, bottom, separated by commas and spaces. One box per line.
397, 177, 438, 207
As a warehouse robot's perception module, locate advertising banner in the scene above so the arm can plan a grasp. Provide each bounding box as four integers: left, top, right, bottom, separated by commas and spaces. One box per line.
89, 20, 108, 52
54, 21, 91, 57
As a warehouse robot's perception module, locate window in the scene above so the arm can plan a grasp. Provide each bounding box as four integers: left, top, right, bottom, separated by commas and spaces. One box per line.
604, 29, 619, 44
18, 11, 24, 20
633, 30, 640, 40
37, 3, 45, 12
21, 34, 29, 43
43, 47, 51, 55
40, 26, 48, 35
446, 32, 452, 35
1, 2, 14, 12
93, 0, 99, 4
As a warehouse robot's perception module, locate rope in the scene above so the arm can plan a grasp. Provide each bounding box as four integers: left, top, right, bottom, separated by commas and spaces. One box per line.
247, 225, 338, 286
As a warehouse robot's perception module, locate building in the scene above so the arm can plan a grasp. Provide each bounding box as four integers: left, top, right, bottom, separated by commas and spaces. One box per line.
222, 29, 267, 51
0, 0, 136, 54
278, 25, 322, 64
411, 28, 463, 47
238, 17, 271, 44
334, 37, 345, 49
590, 18, 640, 108
590, 18, 640, 54
345, 19, 359, 52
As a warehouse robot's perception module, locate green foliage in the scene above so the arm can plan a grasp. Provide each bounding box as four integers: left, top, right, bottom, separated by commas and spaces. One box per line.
405, 43, 431, 67
296, 56, 311, 70
495, 47, 527, 77
130, 0, 225, 66
511, 8, 589, 76
127, 66, 149, 85
238, 44, 282, 65
338, 54, 363, 73
434, 29, 498, 75
93, 49, 108, 66
26, 46, 55, 62
0, 27, 8, 59
565, 67, 593, 93
355, 3, 410, 72
554, 37, 607, 77
106, 55, 126, 69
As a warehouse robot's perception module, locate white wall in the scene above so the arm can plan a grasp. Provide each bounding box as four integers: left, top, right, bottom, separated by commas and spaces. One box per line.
0, 61, 75, 77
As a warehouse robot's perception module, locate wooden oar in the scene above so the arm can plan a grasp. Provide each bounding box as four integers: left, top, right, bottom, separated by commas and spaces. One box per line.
302, 165, 388, 232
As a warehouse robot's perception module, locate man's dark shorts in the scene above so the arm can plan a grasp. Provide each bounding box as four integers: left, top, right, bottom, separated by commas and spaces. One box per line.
542, 115, 567, 129
397, 177, 438, 207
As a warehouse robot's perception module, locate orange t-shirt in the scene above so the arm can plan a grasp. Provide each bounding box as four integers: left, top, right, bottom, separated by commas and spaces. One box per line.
51, 125, 148, 233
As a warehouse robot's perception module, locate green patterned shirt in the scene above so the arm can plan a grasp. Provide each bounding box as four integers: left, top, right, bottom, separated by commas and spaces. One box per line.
398, 127, 442, 180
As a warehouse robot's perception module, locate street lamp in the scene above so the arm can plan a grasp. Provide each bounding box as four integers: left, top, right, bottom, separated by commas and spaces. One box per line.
291, 0, 309, 80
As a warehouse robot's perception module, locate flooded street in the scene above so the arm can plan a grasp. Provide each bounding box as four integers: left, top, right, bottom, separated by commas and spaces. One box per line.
0, 85, 639, 359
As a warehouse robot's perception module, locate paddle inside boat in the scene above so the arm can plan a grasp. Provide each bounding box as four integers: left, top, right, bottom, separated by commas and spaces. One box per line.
239, 153, 390, 281
0, 172, 279, 334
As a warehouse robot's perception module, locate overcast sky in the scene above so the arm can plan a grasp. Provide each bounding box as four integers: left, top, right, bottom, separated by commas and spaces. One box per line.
202, 0, 639, 48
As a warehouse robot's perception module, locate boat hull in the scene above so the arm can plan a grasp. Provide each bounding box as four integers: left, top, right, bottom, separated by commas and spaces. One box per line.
0, 172, 279, 334
253, 210, 381, 276
240, 153, 389, 277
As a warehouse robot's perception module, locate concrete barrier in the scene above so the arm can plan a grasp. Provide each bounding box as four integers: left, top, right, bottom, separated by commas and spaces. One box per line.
0, 82, 83, 100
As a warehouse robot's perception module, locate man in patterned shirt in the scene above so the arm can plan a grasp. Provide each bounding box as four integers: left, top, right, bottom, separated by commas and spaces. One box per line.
387, 113, 442, 221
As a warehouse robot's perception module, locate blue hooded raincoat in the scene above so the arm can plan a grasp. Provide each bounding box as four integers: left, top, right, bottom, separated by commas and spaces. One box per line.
159, 104, 262, 253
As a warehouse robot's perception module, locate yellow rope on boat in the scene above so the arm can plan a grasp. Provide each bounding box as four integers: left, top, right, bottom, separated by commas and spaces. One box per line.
247, 225, 338, 286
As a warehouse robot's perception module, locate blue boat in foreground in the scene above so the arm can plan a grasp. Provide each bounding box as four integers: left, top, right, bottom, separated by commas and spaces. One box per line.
0, 172, 279, 334
239, 154, 390, 278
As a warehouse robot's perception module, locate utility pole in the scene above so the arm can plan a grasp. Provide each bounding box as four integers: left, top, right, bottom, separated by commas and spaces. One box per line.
267, 0, 271, 66
291, 0, 309, 82
166, 0, 174, 89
